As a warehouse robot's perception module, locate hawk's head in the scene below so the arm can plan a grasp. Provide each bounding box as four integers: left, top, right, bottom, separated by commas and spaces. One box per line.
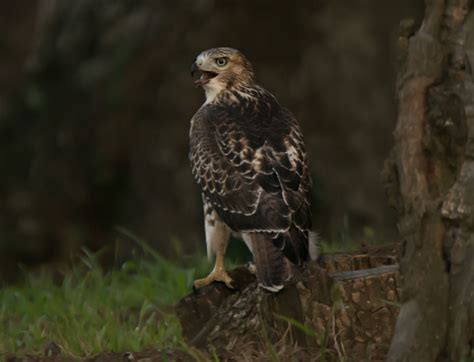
191, 47, 255, 101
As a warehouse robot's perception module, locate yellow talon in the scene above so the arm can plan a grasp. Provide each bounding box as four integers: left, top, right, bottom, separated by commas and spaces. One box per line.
194, 268, 234, 289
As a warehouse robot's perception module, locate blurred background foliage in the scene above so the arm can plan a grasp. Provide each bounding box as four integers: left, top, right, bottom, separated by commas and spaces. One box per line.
0, 0, 424, 281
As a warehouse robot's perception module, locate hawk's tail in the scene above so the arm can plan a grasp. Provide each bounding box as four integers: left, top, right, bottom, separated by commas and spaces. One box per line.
248, 233, 294, 292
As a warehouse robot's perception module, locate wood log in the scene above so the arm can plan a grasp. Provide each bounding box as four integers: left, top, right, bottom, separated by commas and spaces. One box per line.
175, 248, 399, 360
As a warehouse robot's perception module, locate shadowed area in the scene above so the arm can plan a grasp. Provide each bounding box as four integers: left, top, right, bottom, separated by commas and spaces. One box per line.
0, 1, 423, 280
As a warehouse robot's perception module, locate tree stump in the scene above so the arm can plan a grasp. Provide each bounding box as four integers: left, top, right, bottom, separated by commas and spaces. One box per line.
176, 246, 399, 361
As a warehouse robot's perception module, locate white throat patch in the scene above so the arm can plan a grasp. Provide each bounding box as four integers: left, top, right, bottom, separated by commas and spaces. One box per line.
203, 80, 225, 105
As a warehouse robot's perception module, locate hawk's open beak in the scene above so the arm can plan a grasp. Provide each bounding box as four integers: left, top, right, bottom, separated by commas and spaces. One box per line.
191, 61, 217, 87
191, 62, 199, 77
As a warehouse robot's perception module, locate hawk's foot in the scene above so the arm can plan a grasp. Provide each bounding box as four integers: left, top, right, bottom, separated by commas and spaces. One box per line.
193, 268, 234, 289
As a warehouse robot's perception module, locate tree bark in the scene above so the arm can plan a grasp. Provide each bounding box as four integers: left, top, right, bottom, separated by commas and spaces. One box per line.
176, 247, 399, 361
383, 0, 474, 360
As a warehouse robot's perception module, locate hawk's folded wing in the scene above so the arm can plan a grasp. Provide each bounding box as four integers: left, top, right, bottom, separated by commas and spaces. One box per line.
190, 100, 312, 264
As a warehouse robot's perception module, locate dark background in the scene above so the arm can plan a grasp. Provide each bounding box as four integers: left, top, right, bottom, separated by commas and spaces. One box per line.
0, 0, 424, 280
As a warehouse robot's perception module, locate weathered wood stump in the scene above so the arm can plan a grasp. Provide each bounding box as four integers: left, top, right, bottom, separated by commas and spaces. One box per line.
176, 245, 399, 360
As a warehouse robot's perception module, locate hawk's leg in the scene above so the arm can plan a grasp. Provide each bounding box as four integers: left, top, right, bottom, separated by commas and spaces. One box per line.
194, 205, 234, 289
193, 243, 234, 289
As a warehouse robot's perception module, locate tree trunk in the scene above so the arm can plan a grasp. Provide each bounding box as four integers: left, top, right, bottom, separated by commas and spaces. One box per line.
382, 0, 474, 360
176, 247, 399, 361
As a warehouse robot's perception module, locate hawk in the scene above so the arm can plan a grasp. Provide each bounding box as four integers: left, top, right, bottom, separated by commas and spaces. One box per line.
189, 47, 315, 292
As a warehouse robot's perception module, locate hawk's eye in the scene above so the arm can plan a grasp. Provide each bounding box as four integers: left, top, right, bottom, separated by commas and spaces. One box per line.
216, 57, 228, 67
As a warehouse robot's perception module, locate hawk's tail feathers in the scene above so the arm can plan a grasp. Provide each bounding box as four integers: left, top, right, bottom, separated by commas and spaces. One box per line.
247, 232, 289, 293
309, 231, 321, 261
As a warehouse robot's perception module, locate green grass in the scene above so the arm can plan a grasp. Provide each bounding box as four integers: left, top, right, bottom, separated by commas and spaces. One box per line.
0, 227, 360, 359
0, 235, 212, 358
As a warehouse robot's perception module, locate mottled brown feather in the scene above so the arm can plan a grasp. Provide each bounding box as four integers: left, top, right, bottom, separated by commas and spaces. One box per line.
190, 81, 312, 265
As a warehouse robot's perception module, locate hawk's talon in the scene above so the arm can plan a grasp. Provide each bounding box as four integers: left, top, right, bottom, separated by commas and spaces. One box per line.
193, 269, 235, 290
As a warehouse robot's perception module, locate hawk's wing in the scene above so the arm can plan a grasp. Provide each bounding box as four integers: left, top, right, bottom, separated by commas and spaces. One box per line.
190, 94, 312, 264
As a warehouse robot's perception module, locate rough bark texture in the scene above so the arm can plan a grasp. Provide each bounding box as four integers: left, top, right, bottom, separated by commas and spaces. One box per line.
176, 247, 399, 361
382, 0, 474, 360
